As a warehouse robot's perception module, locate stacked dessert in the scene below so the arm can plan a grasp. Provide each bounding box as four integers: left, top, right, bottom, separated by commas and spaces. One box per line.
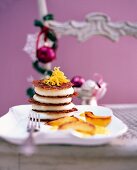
29, 67, 77, 120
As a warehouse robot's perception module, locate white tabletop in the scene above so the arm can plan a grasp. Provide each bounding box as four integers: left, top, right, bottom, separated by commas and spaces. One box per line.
0, 104, 137, 170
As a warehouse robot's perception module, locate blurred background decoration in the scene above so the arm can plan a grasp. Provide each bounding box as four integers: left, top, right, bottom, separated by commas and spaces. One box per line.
1, 0, 137, 115
24, 0, 137, 106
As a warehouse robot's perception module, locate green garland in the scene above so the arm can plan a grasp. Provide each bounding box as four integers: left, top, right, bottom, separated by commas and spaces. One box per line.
26, 87, 35, 98
32, 60, 52, 75
34, 20, 44, 28
27, 14, 56, 98
43, 14, 54, 21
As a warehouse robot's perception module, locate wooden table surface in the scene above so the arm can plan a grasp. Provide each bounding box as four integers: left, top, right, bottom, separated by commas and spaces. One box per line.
0, 104, 137, 170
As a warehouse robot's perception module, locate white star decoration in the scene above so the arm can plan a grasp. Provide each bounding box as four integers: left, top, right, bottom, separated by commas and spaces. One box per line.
23, 33, 38, 61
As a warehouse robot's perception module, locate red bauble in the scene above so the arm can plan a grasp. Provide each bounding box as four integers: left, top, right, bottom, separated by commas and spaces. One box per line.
37, 46, 56, 63
71, 76, 85, 87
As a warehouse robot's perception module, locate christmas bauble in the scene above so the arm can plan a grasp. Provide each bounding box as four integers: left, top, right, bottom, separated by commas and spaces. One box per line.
37, 46, 56, 63
71, 76, 85, 87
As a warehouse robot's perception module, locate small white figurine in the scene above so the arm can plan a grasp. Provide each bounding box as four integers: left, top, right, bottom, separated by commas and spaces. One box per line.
74, 74, 107, 106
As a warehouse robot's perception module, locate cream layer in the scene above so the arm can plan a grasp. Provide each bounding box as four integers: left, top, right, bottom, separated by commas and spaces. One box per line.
32, 102, 75, 111
36, 112, 74, 120
34, 87, 74, 97
33, 94, 72, 104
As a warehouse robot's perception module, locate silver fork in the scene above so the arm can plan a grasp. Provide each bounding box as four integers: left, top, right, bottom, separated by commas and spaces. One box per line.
19, 112, 40, 156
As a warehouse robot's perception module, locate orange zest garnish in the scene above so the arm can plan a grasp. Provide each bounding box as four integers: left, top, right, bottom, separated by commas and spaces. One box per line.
43, 67, 70, 86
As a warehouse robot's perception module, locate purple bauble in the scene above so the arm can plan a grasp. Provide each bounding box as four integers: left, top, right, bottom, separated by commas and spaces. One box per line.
71, 76, 85, 87
37, 46, 56, 63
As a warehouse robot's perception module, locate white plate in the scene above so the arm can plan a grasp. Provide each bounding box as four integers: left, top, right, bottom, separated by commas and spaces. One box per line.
0, 105, 128, 145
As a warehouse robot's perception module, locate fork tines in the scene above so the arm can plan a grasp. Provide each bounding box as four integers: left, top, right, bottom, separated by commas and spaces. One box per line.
27, 112, 40, 132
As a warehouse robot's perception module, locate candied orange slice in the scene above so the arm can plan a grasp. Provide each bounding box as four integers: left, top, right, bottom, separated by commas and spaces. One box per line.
47, 116, 78, 127
85, 112, 111, 127
59, 120, 95, 135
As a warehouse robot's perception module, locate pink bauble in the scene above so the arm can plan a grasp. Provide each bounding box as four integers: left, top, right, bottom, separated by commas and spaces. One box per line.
71, 76, 85, 87
37, 46, 56, 63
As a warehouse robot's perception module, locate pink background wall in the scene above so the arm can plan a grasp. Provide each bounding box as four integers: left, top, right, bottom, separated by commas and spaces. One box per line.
0, 0, 137, 115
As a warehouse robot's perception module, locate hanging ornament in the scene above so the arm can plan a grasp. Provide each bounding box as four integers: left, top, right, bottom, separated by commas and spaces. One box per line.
71, 76, 85, 87
24, 14, 58, 97
36, 25, 57, 64
37, 46, 56, 63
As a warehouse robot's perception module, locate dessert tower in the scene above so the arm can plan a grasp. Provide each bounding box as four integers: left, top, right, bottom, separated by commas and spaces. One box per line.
29, 67, 77, 120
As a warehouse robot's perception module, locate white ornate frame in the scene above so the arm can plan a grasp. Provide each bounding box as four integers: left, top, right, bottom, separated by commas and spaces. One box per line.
48, 12, 137, 42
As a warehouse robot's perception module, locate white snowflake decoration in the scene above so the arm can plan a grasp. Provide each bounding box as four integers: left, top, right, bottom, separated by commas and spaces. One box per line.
23, 33, 38, 61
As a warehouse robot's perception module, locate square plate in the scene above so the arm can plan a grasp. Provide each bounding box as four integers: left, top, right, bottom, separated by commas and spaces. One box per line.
0, 105, 128, 145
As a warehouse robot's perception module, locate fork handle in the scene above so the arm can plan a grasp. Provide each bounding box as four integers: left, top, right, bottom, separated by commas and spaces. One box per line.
19, 131, 37, 156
